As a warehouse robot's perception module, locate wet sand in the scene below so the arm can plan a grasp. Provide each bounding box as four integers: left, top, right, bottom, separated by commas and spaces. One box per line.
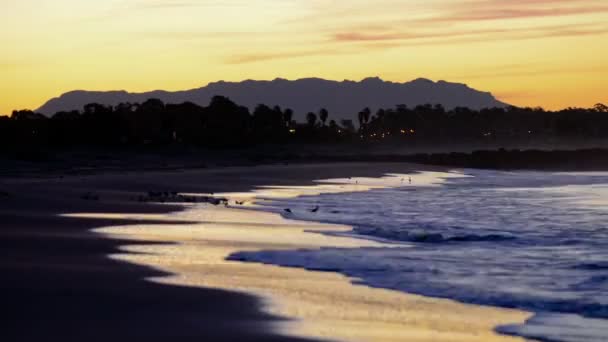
0, 163, 530, 341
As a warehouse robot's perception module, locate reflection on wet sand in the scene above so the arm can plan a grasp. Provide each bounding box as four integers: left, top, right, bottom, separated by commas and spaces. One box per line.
85, 171, 529, 342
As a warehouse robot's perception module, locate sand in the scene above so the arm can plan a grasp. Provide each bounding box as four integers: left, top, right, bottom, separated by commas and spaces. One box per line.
90, 171, 531, 342
0, 162, 531, 341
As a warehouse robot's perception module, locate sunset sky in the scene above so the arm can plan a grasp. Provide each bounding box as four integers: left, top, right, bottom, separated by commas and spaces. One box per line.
1, 0, 607, 114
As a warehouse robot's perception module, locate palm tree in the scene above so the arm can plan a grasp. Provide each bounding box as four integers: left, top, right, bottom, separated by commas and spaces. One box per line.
319, 108, 329, 126
362, 107, 371, 124
306, 112, 318, 127
283, 108, 293, 127
358, 107, 371, 132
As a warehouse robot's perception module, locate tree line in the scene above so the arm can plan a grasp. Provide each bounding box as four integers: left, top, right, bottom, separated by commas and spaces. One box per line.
1, 96, 607, 149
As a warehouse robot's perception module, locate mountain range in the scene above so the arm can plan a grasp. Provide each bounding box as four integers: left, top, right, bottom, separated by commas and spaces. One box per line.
37, 77, 508, 122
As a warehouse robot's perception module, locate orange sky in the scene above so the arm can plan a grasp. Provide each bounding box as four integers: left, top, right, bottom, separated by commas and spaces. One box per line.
1, 0, 607, 114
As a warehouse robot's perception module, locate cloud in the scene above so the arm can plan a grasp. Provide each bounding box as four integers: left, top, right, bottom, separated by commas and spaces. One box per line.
425, 6, 608, 23
226, 21, 608, 64
331, 23, 608, 44
224, 47, 346, 64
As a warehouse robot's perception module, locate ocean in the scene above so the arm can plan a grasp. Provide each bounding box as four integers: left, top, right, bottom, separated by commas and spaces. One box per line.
230, 170, 608, 342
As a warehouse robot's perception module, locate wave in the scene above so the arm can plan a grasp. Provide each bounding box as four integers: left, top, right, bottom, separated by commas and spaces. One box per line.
231, 169, 608, 342
354, 225, 516, 243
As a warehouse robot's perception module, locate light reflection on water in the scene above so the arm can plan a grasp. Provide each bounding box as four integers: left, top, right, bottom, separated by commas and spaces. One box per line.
86, 170, 529, 342
232, 170, 608, 342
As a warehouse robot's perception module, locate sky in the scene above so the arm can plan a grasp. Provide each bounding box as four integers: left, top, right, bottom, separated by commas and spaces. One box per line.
1, 0, 607, 114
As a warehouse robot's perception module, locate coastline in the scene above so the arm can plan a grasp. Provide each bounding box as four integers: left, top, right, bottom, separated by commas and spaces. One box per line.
94, 167, 531, 341
0, 163, 530, 341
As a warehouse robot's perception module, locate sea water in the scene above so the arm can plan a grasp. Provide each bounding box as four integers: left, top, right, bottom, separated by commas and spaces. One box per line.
229, 170, 608, 342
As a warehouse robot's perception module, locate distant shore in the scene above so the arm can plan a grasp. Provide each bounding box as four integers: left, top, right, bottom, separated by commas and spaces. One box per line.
3, 144, 608, 179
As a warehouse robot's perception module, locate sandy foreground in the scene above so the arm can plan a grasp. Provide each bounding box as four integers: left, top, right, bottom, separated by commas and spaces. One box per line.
76, 170, 533, 342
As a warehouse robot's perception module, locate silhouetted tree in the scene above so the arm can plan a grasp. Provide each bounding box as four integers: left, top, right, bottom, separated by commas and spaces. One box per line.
358, 107, 371, 129
166, 102, 205, 144
306, 112, 318, 127
594, 103, 608, 113
11, 110, 45, 121
129, 99, 165, 144
319, 108, 329, 126
283, 108, 294, 127
4, 97, 608, 150
252, 104, 287, 142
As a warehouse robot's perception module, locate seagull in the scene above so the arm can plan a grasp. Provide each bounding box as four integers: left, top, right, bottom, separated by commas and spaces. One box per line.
310, 206, 320, 213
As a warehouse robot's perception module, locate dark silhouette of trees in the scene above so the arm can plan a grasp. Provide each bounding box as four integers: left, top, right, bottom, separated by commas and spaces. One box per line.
283, 108, 294, 127
340, 120, 356, 134
202, 96, 251, 146
358, 107, 371, 131
166, 102, 206, 144
306, 112, 318, 127
595, 103, 608, 113
252, 104, 289, 143
319, 108, 329, 126
1, 99, 607, 151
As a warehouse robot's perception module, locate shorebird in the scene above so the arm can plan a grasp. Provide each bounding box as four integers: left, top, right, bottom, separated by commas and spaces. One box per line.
284, 208, 292, 213
310, 206, 320, 213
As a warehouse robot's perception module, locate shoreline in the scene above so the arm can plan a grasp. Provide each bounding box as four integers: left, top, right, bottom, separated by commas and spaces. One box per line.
1, 162, 530, 341
0, 162, 431, 341
92, 169, 531, 341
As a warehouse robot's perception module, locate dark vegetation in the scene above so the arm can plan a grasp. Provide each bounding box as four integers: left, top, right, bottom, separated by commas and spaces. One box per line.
2, 97, 608, 149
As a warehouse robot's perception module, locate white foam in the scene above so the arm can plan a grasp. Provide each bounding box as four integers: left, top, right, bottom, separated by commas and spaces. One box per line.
499, 313, 608, 342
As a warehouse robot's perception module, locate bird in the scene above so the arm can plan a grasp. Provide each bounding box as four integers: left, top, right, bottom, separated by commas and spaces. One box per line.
409, 177, 412, 184
310, 206, 320, 213
284, 208, 292, 213
235, 200, 246, 205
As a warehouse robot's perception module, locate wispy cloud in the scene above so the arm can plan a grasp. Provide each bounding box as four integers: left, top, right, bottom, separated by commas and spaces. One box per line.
331, 23, 608, 44
425, 6, 608, 23
226, 21, 608, 64
225, 47, 347, 64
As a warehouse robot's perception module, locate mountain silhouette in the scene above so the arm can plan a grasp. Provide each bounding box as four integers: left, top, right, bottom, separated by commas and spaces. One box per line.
37, 77, 507, 122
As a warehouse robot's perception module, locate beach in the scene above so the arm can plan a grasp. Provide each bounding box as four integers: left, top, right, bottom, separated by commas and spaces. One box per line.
0, 162, 531, 341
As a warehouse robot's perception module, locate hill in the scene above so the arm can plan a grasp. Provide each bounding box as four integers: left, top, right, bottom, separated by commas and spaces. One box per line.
37, 77, 507, 122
